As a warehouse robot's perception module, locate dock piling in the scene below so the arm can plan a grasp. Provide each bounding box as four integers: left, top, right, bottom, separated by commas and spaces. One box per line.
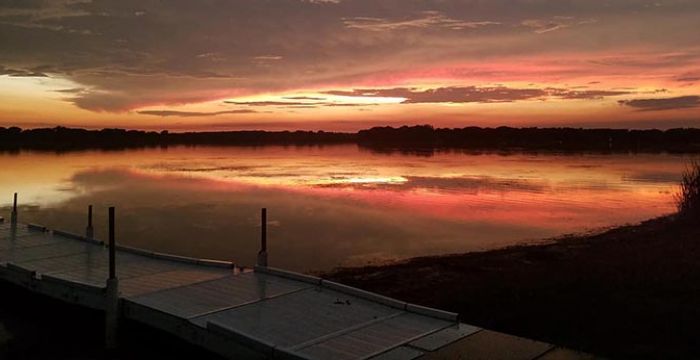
256, 208, 268, 267
105, 206, 119, 350
10, 193, 17, 226
86, 205, 94, 239
0, 212, 484, 359
108, 207, 116, 280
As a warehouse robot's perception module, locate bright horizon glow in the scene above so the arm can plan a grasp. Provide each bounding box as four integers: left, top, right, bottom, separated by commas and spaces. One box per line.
0, 1, 698, 131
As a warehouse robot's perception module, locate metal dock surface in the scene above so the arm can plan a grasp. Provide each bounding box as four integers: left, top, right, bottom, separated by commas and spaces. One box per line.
0, 221, 591, 359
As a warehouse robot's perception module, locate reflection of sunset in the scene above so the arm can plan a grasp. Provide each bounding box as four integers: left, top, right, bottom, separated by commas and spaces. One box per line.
0, 145, 684, 270
310, 176, 408, 186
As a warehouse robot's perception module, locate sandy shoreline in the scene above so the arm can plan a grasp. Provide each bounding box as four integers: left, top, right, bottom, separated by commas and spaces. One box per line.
325, 214, 700, 359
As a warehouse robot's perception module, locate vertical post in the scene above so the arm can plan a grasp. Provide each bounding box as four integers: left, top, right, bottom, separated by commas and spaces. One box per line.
257, 208, 268, 267
108, 207, 115, 280
10, 193, 17, 226
105, 206, 119, 350
85, 205, 94, 239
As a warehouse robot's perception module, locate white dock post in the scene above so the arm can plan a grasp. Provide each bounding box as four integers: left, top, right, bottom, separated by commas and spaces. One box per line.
105, 206, 119, 350
85, 205, 94, 239
256, 208, 268, 267
10, 193, 17, 227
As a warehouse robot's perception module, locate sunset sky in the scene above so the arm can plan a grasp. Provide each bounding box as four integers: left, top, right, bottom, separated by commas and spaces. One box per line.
0, 0, 699, 131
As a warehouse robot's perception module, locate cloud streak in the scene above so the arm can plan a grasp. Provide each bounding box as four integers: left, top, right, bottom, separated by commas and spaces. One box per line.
618, 96, 700, 111
521, 17, 597, 34
0, 66, 47, 77
344, 11, 500, 31
225, 99, 376, 108
323, 86, 632, 104
137, 109, 256, 117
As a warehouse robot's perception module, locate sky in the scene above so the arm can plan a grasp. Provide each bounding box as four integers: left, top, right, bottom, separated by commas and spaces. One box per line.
0, 0, 699, 131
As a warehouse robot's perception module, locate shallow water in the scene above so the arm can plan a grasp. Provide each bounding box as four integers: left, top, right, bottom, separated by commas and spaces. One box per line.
0, 145, 689, 271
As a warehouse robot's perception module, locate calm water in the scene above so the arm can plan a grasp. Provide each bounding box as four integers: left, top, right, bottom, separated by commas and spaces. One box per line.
0, 145, 689, 271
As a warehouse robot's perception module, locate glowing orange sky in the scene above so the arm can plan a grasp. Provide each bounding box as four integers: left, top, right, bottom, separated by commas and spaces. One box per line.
0, 0, 698, 131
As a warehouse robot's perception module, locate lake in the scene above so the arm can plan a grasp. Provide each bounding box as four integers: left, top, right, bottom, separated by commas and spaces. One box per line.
0, 145, 689, 272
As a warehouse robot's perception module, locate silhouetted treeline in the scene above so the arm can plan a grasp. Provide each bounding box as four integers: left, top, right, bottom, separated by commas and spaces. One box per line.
358, 125, 700, 152
0, 126, 354, 152
4, 125, 700, 153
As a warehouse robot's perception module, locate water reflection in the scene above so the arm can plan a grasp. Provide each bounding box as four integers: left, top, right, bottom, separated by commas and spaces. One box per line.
0, 145, 687, 271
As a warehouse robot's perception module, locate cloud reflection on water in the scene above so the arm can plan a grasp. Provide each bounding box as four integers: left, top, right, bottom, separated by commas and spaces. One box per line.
0, 145, 685, 271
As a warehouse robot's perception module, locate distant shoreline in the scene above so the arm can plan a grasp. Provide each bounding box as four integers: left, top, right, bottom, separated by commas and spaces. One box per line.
324, 213, 700, 359
3, 125, 700, 153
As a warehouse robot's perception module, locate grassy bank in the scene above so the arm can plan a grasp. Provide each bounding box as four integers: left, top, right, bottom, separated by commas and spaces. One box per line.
325, 214, 700, 359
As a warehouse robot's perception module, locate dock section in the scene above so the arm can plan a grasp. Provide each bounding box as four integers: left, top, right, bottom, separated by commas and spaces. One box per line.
0, 219, 592, 359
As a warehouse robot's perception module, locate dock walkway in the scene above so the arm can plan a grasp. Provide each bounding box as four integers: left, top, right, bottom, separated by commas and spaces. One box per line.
0, 220, 591, 359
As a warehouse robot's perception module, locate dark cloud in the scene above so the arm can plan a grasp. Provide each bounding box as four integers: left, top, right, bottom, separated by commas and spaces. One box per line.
618, 96, 700, 111
225, 100, 375, 107
675, 71, 700, 82
590, 51, 700, 68
550, 89, 632, 99
324, 103, 377, 107
0, 66, 47, 77
0, 0, 698, 113
324, 87, 545, 103
53, 87, 85, 93
323, 86, 631, 104
225, 101, 323, 106
282, 96, 327, 101
137, 109, 256, 117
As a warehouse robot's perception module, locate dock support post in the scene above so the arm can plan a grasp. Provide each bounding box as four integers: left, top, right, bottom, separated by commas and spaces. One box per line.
257, 208, 268, 267
105, 206, 119, 350
86, 205, 94, 239
10, 193, 17, 227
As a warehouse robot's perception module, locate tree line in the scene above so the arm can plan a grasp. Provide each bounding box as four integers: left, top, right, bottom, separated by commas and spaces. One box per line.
3, 125, 700, 153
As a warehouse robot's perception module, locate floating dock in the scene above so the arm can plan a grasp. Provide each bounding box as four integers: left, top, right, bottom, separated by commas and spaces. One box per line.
0, 215, 590, 359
